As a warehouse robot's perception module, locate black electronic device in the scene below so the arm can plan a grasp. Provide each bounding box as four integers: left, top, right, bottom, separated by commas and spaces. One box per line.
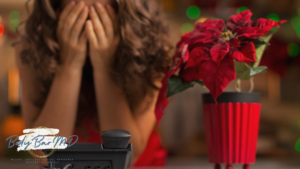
41, 129, 132, 169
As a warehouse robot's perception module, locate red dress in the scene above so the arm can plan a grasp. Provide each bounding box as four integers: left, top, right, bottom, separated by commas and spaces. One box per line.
73, 113, 167, 166
73, 60, 168, 166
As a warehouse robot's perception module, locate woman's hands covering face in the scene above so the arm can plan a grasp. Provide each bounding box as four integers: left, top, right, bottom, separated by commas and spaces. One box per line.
57, 1, 89, 71
85, 2, 119, 72
57, 1, 119, 72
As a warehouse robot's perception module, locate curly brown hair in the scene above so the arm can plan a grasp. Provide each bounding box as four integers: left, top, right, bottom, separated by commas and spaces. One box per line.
14, 0, 172, 113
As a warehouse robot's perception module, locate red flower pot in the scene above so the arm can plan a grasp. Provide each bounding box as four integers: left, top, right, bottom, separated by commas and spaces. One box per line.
202, 92, 261, 169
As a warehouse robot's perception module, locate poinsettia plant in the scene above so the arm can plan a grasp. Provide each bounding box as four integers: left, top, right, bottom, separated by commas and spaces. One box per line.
154, 10, 286, 123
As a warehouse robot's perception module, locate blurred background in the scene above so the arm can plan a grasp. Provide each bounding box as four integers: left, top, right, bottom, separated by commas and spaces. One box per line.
0, 0, 300, 168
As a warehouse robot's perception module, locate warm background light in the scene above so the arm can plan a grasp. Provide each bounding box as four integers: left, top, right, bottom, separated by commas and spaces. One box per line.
8, 67, 20, 106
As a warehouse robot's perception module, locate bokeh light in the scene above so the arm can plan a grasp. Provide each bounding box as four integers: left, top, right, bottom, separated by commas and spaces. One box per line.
267, 13, 280, 31
181, 23, 194, 35
196, 17, 207, 24
296, 139, 300, 151
291, 17, 300, 29
236, 6, 248, 13
9, 23, 18, 32
9, 11, 20, 21
1, 115, 25, 138
296, 26, 300, 39
0, 24, 4, 36
8, 11, 20, 32
287, 43, 300, 57
186, 6, 201, 20
10, 18, 19, 25
267, 13, 280, 21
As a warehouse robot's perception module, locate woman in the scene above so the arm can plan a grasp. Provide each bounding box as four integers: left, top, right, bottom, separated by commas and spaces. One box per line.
14, 0, 172, 167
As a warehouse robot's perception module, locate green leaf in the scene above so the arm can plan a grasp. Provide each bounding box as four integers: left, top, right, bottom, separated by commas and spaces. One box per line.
249, 66, 267, 76
167, 76, 203, 97
253, 34, 273, 68
235, 61, 267, 80
235, 61, 251, 80
253, 37, 271, 49
195, 80, 204, 86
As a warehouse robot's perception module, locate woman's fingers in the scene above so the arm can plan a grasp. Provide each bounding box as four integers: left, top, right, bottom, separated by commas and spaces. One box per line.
57, 1, 75, 36
85, 20, 99, 48
89, 5, 107, 44
78, 31, 87, 50
70, 6, 88, 44
105, 4, 118, 36
62, 1, 85, 40
95, 2, 114, 40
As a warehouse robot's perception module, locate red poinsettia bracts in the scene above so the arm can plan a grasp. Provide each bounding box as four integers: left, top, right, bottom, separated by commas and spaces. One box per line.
155, 68, 169, 124
179, 10, 286, 101
167, 33, 191, 78
154, 10, 286, 123
155, 33, 191, 123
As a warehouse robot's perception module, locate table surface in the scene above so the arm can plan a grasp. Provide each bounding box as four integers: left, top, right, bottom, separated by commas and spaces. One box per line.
130, 158, 300, 169
1, 158, 299, 169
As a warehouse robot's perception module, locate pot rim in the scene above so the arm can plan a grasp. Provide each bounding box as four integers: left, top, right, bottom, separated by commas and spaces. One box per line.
202, 92, 261, 104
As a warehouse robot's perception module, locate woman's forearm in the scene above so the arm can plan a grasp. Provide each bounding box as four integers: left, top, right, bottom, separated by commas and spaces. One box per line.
31, 67, 82, 139
93, 70, 147, 160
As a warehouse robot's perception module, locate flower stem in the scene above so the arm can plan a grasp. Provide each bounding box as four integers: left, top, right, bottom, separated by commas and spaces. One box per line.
235, 79, 241, 92
249, 77, 254, 93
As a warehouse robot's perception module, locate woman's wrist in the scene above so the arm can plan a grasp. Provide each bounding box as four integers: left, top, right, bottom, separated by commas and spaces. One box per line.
93, 68, 109, 80
92, 61, 111, 75
56, 65, 83, 79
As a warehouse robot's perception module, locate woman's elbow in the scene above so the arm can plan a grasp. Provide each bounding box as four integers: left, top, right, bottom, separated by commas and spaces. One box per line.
132, 138, 147, 159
